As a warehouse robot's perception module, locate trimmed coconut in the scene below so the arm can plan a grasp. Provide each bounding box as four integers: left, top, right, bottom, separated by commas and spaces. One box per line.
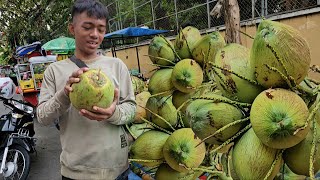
192, 31, 225, 66
70, 69, 114, 111
163, 128, 206, 173
155, 163, 202, 180
232, 128, 283, 180
283, 116, 320, 176
148, 36, 176, 66
134, 91, 151, 123
146, 96, 178, 129
250, 19, 311, 88
148, 68, 174, 97
250, 88, 310, 149
171, 59, 203, 93
130, 130, 170, 167
214, 43, 264, 103
186, 95, 244, 144
175, 26, 202, 59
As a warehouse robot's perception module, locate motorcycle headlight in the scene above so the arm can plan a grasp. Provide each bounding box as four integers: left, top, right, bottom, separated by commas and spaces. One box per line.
12, 101, 34, 114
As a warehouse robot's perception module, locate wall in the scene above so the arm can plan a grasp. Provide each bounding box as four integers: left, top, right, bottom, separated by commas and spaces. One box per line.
106, 12, 320, 80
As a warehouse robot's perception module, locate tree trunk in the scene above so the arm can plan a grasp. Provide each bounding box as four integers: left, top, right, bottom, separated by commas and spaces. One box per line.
224, 0, 241, 44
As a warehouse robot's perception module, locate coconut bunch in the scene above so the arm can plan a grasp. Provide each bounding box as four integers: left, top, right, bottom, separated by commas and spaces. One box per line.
128, 20, 320, 180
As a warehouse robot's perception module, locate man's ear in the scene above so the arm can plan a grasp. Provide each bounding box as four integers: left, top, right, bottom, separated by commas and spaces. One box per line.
68, 23, 75, 36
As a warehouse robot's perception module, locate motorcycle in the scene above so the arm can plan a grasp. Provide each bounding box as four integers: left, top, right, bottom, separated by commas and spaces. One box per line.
0, 77, 36, 180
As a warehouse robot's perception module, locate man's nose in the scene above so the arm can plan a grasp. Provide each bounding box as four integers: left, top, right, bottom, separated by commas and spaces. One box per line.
90, 29, 99, 38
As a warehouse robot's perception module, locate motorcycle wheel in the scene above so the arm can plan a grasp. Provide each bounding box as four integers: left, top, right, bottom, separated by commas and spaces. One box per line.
0, 145, 30, 180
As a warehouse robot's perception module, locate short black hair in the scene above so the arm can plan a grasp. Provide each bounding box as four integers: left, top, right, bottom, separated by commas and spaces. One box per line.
71, 0, 108, 21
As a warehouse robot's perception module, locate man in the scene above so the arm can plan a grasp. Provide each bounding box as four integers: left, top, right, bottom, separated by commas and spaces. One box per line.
37, 0, 136, 179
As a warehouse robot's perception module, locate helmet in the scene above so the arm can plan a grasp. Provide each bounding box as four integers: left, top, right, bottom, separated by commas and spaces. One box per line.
0, 77, 16, 99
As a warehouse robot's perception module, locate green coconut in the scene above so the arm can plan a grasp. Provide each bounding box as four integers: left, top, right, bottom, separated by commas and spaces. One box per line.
148, 36, 176, 66
129, 122, 153, 139
250, 88, 310, 149
70, 69, 114, 111
214, 43, 264, 103
131, 75, 145, 95
283, 116, 320, 176
232, 128, 283, 180
175, 26, 202, 59
130, 130, 170, 167
250, 19, 311, 88
171, 59, 203, 93
155, 163, 203, 180
148, 68, 174, 97
146, 96, 178, 129
186, 96, 244, 144
192, 31, 225, 66
134, 91, 151, 123
163, 128, 206, 173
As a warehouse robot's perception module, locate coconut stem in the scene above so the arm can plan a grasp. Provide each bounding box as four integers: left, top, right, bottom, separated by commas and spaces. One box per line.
129, 158, 164, 163
150, 89, 175, 97
187, 167, 232, 180
294, 100, 320, 135
97, 68, 101, 81
192, 96, 251, 108
309, 117, 317, 179
210, 124, 252, 155
125, 124, 137, 139
263, 149, 284, 180
140, 117, 172, 135
145, 55, 176, 65
176, 99, 192, 112
208, 62, 262, 87
159, 34, 182, 61
148, 63, 174, 69
196, 117, 250, 147
142, 107, 176, 131
178, 111, 185, 128
264, 64, 294, 90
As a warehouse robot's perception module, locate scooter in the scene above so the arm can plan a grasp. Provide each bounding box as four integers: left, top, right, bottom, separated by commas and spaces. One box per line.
0, 77, 36, 180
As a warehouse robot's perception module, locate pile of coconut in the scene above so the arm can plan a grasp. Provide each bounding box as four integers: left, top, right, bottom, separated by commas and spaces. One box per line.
127, 19, 320, 180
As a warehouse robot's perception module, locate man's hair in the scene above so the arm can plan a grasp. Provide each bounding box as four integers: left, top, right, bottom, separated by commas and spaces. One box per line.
71, 0, 108, 21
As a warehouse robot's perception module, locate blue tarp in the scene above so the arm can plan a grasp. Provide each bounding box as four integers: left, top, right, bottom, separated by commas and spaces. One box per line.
16, 41, 42, 57
104, 27, 169, 39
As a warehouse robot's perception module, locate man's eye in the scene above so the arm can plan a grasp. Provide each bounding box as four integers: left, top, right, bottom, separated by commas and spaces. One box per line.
83, 26, 91, 30
98, 28, 106, 33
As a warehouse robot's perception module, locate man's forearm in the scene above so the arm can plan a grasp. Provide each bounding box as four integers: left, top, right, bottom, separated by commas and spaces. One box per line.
107, 100, 136, 125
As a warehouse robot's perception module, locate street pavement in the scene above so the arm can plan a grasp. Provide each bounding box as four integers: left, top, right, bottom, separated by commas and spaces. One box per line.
0, 94, 61, 180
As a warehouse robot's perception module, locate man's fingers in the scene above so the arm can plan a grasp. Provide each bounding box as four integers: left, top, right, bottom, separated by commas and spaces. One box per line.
80, 109, 107, 121
71, 67, 89, 77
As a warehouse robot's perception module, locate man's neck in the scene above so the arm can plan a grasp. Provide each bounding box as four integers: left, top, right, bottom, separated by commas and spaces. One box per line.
74, 51, 99, 61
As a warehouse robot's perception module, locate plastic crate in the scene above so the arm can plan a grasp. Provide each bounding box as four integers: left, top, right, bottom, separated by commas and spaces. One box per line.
34, 73, 44, 80
19, 79, 34, 90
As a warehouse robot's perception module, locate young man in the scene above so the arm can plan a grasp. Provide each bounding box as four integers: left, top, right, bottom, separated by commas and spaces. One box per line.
37, 0, 136, 179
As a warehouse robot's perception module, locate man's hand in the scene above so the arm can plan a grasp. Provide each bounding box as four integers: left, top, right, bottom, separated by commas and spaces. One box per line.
64, 67, 89, 96
79, 88, 120, 121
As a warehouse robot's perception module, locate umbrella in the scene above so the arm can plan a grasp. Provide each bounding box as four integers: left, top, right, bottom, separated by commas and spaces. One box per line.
16, 41, 41, 57
42, 37, 75, 53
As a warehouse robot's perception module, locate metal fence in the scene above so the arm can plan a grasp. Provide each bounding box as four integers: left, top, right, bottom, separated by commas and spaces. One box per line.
106, 0, 319, 38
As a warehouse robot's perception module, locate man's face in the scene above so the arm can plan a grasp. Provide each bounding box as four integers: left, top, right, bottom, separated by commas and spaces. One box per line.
69, 12, 106, 57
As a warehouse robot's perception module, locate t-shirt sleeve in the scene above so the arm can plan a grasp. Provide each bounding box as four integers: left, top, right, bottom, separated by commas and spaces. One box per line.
37, 65, 71, 126
106, 60, 136, 125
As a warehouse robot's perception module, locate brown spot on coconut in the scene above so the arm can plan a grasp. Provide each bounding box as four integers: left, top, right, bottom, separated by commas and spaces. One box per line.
163, 128, 206, 173
191, 31, 225, 66
130, 130, 170, 167
175, 26, 202, 59
250, 88, 310, 149
232, 128, 283, 180
214, 43, 264, 103
250, 19, 311, 88
171, 59, 203, 94
148, 36, 176, 66
186, 93, 244, 145
70, 69, 114, 111
146, 96, 178, 129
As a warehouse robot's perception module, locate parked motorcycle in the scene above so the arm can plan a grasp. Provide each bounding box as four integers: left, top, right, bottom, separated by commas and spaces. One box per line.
0, 77, 36, 180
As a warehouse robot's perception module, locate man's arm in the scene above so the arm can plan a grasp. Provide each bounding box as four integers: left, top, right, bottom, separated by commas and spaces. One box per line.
37, 66, 71, 126
106, 63, 136, 125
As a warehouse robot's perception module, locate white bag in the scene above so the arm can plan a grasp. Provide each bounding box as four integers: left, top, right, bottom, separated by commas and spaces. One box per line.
0, 77, 16, 99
